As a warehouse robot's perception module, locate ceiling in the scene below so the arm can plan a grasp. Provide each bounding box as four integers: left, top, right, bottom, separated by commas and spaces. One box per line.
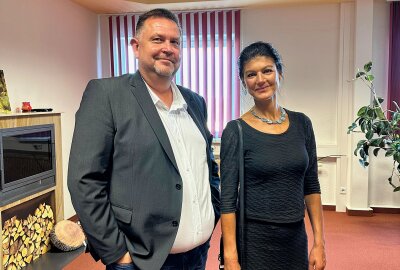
70, 0, 347, 14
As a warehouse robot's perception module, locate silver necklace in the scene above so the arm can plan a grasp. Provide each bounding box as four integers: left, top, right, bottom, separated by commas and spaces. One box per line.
250, 107, 287, 124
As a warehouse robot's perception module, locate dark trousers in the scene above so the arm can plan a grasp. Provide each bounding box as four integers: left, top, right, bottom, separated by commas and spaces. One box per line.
106, 240, 210, 270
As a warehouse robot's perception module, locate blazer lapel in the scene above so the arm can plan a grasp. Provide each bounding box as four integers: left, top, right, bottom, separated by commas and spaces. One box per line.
129, 72, 179, 173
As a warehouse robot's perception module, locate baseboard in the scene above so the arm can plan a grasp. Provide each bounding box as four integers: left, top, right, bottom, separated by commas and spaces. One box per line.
371, 207, 400, 214
323, 205, 336, 211
346, 207, 373, 217
68, 214, 79, 222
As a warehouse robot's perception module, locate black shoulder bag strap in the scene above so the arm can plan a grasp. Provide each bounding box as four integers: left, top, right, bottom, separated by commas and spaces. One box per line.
236, 119, 245, 268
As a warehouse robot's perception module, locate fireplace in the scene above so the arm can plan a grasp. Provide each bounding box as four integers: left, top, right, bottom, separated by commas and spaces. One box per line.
0, 124, 56, 207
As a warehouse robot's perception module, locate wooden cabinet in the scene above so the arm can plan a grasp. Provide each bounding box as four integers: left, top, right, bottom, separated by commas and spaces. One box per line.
0, 113, 64, 270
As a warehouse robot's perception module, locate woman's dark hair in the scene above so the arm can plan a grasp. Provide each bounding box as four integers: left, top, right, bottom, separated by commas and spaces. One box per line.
135, 8, 181, 36
238, 41, 284, 82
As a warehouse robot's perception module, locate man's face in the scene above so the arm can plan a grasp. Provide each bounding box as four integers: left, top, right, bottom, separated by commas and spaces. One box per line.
132, 17, 181, 79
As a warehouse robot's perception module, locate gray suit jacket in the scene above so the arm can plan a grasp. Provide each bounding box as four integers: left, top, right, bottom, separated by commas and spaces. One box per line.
67, 72, 220, 270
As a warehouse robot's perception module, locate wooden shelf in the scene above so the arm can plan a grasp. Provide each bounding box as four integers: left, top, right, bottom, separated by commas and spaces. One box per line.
0, 187, 55, 212
24, 247, 85, 270
0, 112, 62, 118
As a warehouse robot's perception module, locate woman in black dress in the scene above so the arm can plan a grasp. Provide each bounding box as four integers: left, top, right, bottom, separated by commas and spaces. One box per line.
220, 42, 326, 270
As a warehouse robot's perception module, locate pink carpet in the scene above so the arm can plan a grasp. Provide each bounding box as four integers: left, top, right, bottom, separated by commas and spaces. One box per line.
64, 211, 400, 270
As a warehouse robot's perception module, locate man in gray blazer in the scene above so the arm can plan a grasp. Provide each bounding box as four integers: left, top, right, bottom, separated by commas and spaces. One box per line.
68, 8, 220, 270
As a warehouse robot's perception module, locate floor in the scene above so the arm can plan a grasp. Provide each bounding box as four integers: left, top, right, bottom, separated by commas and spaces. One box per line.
64, 210, 400, 270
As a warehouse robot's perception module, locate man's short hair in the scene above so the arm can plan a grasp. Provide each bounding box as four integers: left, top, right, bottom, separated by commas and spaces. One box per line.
135, 8, 181, 37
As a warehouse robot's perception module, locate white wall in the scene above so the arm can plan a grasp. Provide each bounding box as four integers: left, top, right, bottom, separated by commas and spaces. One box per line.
241, 4, 340, 146
0, 0, 98, 219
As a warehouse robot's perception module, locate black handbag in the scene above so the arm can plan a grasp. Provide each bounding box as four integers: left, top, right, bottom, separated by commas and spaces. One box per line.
219, 120, 245, 269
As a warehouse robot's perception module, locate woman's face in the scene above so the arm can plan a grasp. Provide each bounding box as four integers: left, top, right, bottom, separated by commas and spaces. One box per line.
243, 56, 281, 102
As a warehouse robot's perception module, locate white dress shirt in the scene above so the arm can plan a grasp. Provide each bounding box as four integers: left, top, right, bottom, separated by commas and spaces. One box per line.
145, 81, 215, 254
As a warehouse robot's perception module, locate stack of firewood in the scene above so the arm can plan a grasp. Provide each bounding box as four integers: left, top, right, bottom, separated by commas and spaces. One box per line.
2, 203, 54, 270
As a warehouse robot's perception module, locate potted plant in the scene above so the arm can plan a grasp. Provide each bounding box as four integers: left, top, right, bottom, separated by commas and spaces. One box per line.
347, 62, 400, 192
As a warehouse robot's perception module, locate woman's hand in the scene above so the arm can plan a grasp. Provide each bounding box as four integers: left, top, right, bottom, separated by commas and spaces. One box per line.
305, 194, 326, 270
221, 213, 241, 270
308, 244, 326, 270
224, 257, 241, 270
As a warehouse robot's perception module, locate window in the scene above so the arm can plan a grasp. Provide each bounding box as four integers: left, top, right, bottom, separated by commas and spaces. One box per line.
108, 10, 241, 138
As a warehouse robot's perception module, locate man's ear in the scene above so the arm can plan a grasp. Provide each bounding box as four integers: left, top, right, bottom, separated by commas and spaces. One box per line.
131, 37, 139, 57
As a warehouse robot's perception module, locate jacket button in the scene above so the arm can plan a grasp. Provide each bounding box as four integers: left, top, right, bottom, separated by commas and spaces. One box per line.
176, 184, 182, 190
172, 221, 178, 227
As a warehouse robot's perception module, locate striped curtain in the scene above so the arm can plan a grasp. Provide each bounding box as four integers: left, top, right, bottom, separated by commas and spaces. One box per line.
108, 10, 241, 138
389, 2, 400, 112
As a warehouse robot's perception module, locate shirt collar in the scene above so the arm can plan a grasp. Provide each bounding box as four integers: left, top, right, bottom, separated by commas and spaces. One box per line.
144, 80, 187, 111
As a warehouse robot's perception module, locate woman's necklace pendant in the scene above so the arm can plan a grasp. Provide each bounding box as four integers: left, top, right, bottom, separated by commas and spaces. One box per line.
251, 107, 287, 124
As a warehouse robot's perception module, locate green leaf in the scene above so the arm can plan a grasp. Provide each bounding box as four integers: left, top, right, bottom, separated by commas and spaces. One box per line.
357, 140, 367, 149
357, 106, 368, 117
374, 108, 385, 120
361, 121, 367, 133
375, 123, 382, 136
366, 74, 374, 82
356, 71, 366, 78
366, 108, 375, 118
367, 120, 373, 130
379, 139, 385, 148
377, 97, 384, 104
393, 112, 400, 122
385, 149, 394, 157
394, 153, 400, 163
373, 148, 380, 157
347, 122, 357, 134
369, 139, 379, 147
370, 138, 384, 147
363, 144, 370, 155
366, 129, 374, 140
358, 117, 365, 126
376, 122, 385, 136
394, 186, 400, 192
364, 61, 372, 72
360, 148, 366, 159
380, 122, 390, 135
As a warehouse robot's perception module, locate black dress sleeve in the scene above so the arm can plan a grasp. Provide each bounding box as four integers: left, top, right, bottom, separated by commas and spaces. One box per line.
303, 115, 321, 195
220, 120, 240, 213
